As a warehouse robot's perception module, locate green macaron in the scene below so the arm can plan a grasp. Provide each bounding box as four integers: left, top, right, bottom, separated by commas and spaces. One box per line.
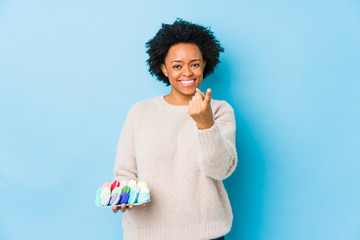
121, 185, 130, 194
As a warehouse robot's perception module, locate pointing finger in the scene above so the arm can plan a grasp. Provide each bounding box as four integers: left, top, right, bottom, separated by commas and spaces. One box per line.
205, 88, 212, 103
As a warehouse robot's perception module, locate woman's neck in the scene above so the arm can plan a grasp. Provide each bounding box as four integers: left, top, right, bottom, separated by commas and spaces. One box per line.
164, 91, 193, 106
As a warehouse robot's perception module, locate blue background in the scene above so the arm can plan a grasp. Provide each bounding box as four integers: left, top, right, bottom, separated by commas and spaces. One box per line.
1, 0, 360, 239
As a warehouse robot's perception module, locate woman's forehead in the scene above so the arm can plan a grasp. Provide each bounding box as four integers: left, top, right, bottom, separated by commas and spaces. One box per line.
165, 43, 203, 61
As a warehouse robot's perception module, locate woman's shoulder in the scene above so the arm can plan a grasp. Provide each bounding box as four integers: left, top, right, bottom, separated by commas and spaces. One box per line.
127, 96, 162, 115
211, 98, 234, 113
210, 99, 235, 121
132, 96, 159, 107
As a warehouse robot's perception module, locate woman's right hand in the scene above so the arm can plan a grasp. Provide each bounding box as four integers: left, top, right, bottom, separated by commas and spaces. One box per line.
112, 203, 146, 213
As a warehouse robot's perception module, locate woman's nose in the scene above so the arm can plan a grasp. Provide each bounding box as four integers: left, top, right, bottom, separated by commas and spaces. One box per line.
182, 65, 193, 76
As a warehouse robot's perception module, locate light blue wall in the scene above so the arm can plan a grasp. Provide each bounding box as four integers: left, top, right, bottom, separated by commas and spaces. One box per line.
1, 0, 360, 239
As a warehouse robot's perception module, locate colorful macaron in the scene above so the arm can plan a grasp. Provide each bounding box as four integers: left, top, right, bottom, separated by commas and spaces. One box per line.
100, 186, 111, 199
111, 187, 121, 196
110, 192, 121, 206
121, 185, 131, 194
120, 192, 130, 204
128, 185, 140, 204
95, 188, 102, 206
137, 187, 150, 203
127, 180, 137, 188
101, 192, 111, 206
111, 180, 120, 191
137, 182, 148, 188
102, 181, 111, 188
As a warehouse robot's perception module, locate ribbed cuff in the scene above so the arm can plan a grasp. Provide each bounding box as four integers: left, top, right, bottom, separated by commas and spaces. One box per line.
197, 123, 224, 151
196, 122, 234, 180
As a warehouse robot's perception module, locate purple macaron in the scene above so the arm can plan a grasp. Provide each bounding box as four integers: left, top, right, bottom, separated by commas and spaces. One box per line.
110, 192, 121, 206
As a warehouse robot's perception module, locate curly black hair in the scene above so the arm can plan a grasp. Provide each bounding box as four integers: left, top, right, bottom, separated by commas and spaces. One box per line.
145, 19, 224, 86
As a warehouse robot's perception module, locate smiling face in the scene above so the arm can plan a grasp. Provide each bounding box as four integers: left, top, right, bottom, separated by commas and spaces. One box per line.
161, 43, 206, 105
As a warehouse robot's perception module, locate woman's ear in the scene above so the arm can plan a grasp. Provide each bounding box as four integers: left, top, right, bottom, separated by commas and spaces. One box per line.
161, 64, 168, 77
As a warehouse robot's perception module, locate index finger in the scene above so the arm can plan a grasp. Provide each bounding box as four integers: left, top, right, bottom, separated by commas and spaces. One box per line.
205, 88, 212, 103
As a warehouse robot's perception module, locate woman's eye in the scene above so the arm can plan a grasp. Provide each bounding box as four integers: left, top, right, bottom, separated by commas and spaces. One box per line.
173, 65, 181, 69
192, 63, 200, 67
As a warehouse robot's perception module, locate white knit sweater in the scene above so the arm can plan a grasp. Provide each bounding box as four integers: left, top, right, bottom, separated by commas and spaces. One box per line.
113, 95, 237, 240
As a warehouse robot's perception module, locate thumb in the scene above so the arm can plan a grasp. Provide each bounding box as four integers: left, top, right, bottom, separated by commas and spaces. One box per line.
196, 88, 206, 100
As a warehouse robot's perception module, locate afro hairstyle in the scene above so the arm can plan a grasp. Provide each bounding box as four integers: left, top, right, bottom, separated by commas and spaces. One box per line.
145, 19, 224, 86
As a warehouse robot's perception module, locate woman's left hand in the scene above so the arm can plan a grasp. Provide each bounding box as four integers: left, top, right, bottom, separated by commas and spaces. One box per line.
189, 88, 214, 130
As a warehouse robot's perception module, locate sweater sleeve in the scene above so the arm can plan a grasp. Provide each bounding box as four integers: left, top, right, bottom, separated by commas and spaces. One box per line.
196, 101, 237, 180
113, 106, 138, 182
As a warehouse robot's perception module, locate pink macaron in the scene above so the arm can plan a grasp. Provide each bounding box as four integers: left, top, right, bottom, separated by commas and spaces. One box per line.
102, 181, 111, 189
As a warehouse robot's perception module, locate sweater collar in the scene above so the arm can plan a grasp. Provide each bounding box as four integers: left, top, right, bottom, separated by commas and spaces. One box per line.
156, 95, 189, 112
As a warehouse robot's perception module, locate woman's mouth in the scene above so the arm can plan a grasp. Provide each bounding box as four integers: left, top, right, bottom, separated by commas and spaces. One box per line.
178, 79, 196, 87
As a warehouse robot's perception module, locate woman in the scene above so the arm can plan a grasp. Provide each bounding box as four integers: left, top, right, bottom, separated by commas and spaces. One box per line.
112, 19, 237, 240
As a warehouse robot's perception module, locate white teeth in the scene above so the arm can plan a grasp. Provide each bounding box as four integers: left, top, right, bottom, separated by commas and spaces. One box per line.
181, 80, 194, 84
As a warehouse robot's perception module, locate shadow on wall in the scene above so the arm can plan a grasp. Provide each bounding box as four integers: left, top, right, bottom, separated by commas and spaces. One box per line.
202, 57, 267, 239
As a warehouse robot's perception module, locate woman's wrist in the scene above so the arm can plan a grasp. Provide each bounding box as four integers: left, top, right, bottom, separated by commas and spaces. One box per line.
196, 120, 214, 130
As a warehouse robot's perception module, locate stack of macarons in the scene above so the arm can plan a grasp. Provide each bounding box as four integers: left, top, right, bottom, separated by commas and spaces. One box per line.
96, 179, 151, 207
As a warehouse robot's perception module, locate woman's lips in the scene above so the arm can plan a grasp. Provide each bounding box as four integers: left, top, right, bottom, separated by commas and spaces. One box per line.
178, 79, 196, 87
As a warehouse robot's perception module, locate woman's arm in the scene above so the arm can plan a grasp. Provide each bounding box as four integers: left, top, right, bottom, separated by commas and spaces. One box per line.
189, 89, 237, 180
112, 107, 141, 213
195, 100, 237, 180
113, 106, 138, 182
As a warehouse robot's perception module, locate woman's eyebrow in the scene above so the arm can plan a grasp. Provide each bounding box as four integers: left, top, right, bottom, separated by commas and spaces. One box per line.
171, 60, 183, 63
171, 59, 201, 63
